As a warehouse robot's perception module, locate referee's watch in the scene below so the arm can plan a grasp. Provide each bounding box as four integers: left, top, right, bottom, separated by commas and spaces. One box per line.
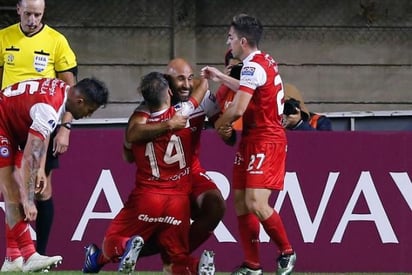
61, 122, 72, 130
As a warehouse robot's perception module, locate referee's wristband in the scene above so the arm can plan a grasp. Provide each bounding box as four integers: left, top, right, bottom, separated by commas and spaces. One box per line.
61, 122, 72, 130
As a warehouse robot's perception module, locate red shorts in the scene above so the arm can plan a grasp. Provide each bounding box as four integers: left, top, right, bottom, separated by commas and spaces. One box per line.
233, 141, 286, 190
189, 169, 218, 202
104, 189, 190, 259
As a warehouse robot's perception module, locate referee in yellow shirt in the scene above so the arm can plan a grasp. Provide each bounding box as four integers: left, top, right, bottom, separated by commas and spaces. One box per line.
0, 0, 77, 271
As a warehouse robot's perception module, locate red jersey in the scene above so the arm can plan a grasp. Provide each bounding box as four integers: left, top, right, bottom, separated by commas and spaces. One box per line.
134, 90, 220, 176
132, 98, 202, 195
185, 90, 220, 173
239, 51, 286, 143
215, 84, 243, 130
0, 78, 68, 146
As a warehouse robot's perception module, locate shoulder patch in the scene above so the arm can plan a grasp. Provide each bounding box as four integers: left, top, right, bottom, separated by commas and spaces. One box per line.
241, 66, 255, 76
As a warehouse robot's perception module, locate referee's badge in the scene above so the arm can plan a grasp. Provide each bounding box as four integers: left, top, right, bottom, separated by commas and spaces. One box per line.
7, 54, 14, 64
34, 54, 48, 72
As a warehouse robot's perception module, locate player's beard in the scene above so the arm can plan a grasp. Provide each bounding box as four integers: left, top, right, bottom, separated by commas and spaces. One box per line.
171, 84, 192, 104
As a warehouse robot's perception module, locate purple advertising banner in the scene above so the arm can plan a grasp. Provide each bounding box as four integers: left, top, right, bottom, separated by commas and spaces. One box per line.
1, 129, 411, 273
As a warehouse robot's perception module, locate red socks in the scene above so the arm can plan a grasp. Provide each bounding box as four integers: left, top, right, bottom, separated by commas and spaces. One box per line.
101, 236, 129, 264
9, 221, 36, 260
237, 213, 261, 269
237, 211, 293, 269
261, 211, 293, 253
5, 224, 21, 260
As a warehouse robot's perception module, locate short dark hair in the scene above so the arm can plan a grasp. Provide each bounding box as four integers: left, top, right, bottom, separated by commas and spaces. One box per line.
224, 49, 234, 67
140, 72, 169, 109
231, 14, 263, 48
75, 77, 109, 107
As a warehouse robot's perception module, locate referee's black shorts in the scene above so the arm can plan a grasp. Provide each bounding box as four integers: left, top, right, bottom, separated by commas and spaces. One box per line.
45, 128, 59, 176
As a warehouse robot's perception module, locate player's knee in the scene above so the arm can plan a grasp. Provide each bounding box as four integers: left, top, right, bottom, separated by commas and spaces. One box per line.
201, 190, 226, 223
245, 200, 272, 220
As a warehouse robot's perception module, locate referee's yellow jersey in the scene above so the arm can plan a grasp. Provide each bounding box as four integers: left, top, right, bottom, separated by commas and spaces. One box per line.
0, 23, 77, 89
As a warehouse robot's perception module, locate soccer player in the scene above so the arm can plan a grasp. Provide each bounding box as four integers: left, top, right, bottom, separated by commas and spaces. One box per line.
0, 77, 109, 272
0, 0, 77, 268
215, 49, 243, 131
82, 72, 215, 275
201, 14, 297, 275
125, 58, 226, 258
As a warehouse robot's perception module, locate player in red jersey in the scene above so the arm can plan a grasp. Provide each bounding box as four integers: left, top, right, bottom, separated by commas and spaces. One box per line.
125, 58, 226, 260
0, 77, 109, 272
82, 72, 215, 275
0, 0, 78, 264
201, 14, 296, 275
215, 49, 243, 131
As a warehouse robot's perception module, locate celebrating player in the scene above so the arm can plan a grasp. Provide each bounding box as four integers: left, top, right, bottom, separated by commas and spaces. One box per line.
82, 72, 215, 274
125, 58, 226, 259
201, 14, 297, 275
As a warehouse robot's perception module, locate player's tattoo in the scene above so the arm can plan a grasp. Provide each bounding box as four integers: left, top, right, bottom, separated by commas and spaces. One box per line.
28, 139, 45, 203
5, 202, 23, 228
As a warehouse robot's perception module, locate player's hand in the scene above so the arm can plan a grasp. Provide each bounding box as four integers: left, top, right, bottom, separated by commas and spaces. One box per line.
168, 112, 188, 130
53, 126, 70, 155
217, 123, 233, 141
35, 169, 47, 194
22, 200, 37, 221
201, 66, 223, 82
282, 108, 302, 129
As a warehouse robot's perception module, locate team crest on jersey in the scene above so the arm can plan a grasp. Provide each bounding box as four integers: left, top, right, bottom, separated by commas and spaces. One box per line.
48, 119, 56, 129
34, 54, 48, 72
0, 146, 10, 158
241, 66, 255, 76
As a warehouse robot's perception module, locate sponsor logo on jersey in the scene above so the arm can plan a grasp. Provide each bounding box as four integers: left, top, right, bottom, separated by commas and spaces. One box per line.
138, 214, 182, 225
0, 146, 10, 158
241, 66, 255, 76
34, 54, 48, 72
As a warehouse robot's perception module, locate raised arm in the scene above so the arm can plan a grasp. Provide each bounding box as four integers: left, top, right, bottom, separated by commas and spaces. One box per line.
188, 77, 209, 106
201, 66, 239, 93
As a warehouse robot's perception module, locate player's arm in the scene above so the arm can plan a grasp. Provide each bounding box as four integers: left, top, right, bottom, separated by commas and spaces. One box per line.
126, 111, 187, 144
189, 77, 209, 106
208, 107, 237, 146
123, 112, 175, 163
126, 113, 165, 143
215, 90, 251, 130
53, 70, 77, 155
36, 135, 49, 192
201, 66, 239, 93
122, 143, 134, 163
15, 133, 47, 221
